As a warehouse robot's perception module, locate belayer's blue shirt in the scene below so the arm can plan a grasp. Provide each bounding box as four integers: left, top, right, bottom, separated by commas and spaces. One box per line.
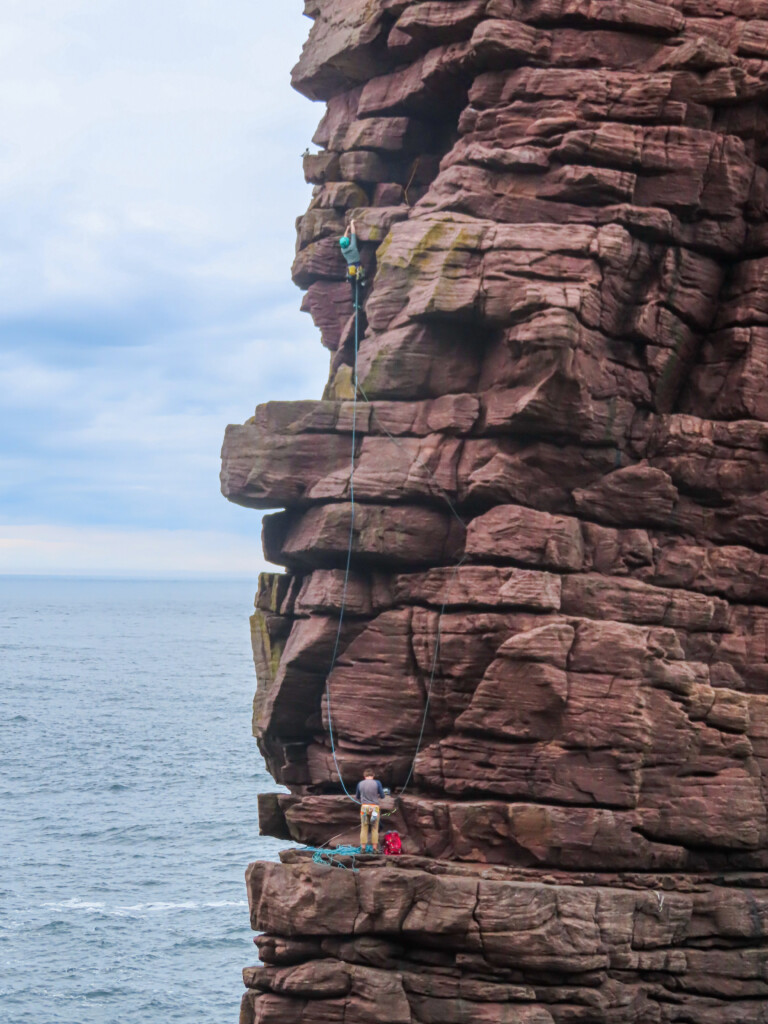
355, 778, 384, 805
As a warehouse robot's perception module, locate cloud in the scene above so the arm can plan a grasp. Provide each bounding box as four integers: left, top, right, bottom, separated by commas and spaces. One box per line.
0, 0, 322, 310
0, 2, 332, 573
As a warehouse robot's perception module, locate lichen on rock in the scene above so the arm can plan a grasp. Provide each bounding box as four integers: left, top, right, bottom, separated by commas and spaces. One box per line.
222, 1, 768, 1019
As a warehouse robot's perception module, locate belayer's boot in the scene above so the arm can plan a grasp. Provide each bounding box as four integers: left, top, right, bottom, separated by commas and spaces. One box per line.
365, 844, 374, 854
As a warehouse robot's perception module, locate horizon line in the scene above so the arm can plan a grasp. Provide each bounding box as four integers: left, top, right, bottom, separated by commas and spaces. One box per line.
0, 571, 268, 582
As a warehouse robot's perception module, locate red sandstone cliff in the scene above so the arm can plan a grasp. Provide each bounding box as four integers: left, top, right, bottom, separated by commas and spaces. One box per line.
222, 2, 768, 1020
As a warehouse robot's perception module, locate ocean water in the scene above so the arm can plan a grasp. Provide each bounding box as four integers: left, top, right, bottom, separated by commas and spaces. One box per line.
0, 576, 285, 1024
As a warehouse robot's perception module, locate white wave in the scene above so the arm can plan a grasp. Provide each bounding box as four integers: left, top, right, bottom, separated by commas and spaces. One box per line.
41, 898, 248, 916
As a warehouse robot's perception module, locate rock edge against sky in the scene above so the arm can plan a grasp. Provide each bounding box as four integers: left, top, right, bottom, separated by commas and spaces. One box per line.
223, 2, 768, 1020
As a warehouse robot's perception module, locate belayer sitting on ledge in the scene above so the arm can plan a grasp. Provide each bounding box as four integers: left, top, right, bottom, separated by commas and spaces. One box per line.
339, 218, 365, 299
355, 767, 384, 853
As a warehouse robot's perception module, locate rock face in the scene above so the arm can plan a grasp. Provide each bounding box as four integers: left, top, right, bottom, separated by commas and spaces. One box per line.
222, 1, 768, 1020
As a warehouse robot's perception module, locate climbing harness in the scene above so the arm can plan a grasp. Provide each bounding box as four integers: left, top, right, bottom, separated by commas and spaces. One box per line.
360, 802, 380, 843
321, 270, 468, 813
361, 802, 380, 824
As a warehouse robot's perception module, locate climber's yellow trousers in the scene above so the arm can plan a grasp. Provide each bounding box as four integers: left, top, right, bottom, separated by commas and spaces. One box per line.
360, 803, 380, 849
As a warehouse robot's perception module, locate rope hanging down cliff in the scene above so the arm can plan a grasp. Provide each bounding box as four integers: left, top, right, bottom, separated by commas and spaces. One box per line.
323, 249, 468, 807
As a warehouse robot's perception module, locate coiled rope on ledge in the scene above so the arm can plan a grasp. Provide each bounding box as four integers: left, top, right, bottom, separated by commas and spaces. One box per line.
323, 272, 468, 808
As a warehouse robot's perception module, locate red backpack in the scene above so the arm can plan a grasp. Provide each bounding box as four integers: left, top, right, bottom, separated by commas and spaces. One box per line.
382, 831, 402, 856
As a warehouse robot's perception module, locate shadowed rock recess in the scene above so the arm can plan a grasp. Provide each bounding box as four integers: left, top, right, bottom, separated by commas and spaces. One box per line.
222, 2, 768, 1020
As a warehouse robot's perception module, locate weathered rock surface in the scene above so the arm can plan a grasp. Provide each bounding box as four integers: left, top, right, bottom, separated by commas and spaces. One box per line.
242, 854, 768, 1024
223, 1, 768, 1019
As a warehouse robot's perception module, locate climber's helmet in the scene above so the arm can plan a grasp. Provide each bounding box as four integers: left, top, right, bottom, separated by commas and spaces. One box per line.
339, 235, 351, 249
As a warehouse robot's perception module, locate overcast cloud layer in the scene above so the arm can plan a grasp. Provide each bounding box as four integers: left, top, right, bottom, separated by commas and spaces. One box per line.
0, 1, 328, 576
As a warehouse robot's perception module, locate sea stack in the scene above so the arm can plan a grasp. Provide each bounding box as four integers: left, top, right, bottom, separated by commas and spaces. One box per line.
222, 2, 768, 1020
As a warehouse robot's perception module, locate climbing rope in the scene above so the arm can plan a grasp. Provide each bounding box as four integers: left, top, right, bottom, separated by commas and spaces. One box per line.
404, 156, 422, 208
321, 270, 469, 807
323, 273, 361, 802
307, 844, 363, 870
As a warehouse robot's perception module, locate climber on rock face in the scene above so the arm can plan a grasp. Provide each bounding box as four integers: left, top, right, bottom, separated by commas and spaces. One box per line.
355, 767, 384, 853
339, 217, 364, 299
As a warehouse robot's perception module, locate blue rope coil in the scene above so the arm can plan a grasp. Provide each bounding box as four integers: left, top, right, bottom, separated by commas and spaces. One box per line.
306, 844, 366, 870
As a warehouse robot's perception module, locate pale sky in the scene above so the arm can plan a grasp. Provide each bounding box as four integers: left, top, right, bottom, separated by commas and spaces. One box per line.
0, 1, 330, 576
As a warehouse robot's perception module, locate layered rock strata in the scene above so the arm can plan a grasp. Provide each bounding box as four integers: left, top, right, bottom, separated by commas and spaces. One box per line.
222, 1, 768, 1019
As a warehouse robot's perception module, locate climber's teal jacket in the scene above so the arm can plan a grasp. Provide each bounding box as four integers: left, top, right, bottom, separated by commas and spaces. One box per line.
341, 233, 361, 265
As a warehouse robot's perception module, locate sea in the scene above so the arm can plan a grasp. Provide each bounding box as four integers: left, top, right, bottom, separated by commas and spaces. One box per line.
0, 576, 286, 1024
